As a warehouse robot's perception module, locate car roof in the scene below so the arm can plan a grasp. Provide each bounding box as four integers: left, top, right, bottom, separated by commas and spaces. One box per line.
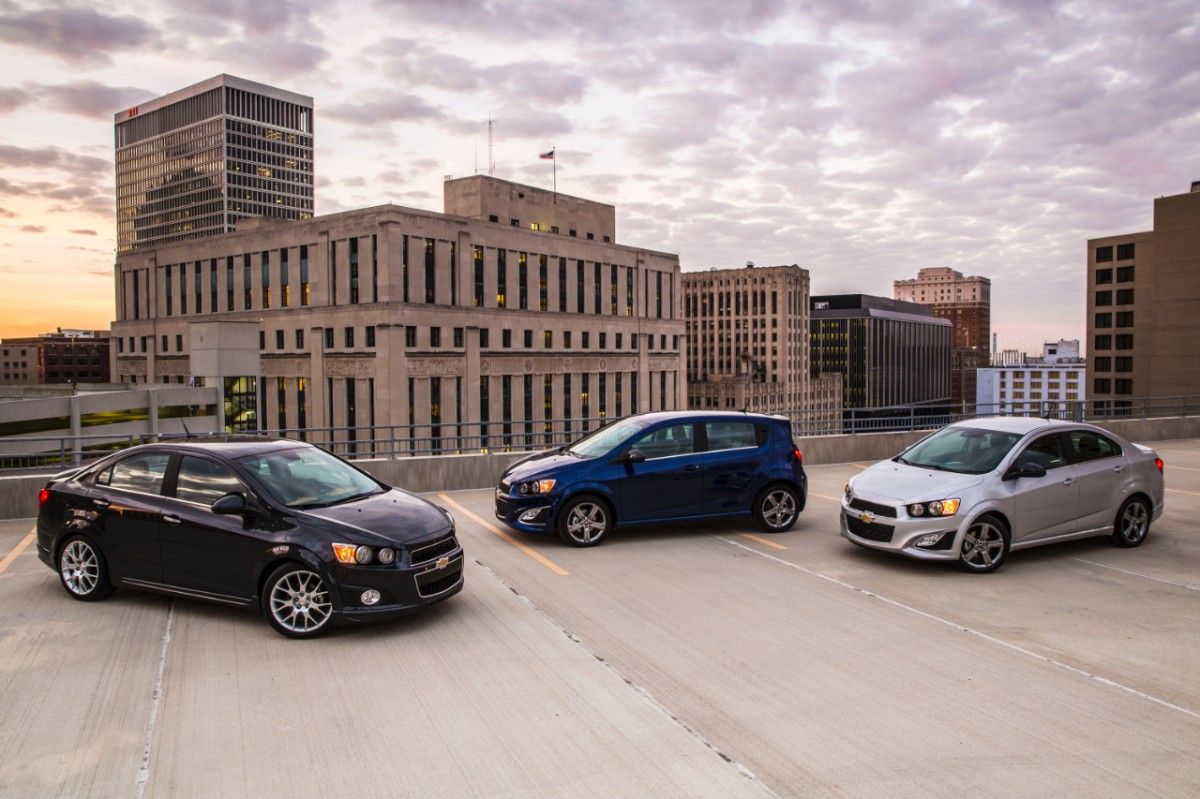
950, 416, 1073, 435
629, 410, 785, 424
132, 436, 307, 459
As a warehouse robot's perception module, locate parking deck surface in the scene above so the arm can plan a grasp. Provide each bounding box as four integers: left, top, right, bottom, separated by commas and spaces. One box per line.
1, 439, 1198, 797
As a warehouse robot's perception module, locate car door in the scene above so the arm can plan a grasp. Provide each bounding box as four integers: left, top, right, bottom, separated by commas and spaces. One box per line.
89, 451, 171, 582
613, 422, 703, 522
159, 454, 259, 601
1066, 430, 1125, 530
1009, 433, 1080, 543
699, 420, 767, 514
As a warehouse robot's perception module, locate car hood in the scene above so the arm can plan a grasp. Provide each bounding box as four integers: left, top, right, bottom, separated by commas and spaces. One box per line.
501, 449, 581, 484
300, 488, 452, 546
852, 460, 984, 502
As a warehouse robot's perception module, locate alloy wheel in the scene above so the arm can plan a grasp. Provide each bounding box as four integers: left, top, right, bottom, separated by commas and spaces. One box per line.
1120, 501, 1149, 544
566, 502, 607, 544
961, 521, 1005, 570
268, 570, 333, 634
61, 539, 100, 597
761, 489, 797, 530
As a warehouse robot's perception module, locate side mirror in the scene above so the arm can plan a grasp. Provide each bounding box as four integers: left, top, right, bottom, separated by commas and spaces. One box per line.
1005, 462, 1047, 481
211, 492, 247, 515
625, 447, 646, 465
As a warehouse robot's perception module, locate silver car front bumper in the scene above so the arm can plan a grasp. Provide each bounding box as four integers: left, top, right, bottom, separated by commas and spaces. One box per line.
840, 494, 965, 561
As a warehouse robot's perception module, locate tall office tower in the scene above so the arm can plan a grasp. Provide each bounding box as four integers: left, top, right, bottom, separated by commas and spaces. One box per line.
682, 264, 810, 413
115, 74, 314, 253
893, 267, 990, 407
810, 295, 951, 410
1087, 183, 1200, 413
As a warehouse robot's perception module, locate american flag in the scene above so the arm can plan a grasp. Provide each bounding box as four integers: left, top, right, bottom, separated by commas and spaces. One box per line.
539, 149, 555, 160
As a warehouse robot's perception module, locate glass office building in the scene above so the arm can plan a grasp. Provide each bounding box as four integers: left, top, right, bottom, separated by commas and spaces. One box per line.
115, 74, 314, 253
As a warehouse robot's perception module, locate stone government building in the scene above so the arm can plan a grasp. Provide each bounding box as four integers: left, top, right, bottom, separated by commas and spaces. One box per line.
111, 175, 686, 450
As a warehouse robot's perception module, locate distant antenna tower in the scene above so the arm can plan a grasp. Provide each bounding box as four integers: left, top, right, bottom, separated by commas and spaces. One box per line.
487, 118, 495, 176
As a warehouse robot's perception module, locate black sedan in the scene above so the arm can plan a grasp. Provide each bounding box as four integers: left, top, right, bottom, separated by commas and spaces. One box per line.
36, 438, 463, 638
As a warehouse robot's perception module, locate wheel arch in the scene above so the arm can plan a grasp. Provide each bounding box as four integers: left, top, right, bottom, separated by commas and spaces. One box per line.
255, 549, 326, 606
560, 490, 618, 528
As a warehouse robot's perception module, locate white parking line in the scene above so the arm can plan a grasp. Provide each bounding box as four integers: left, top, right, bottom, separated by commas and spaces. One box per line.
1068, 557, 1200, 592
715, 536, 1200, 722
135, 600, 175, 799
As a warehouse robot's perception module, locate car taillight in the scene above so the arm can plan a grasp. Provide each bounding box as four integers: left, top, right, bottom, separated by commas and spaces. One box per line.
1155, 457, 1164, 474
38, 487, 50, 508
793, 447, 803, 463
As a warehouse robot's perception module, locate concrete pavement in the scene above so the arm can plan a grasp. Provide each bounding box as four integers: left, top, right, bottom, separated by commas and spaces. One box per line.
1, 439, 1198, 797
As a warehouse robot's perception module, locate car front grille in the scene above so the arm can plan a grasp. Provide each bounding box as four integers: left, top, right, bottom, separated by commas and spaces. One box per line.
409, 534, 458, 566
416, 559, 463, 598
846, 515, 895, 542
848, 498, 897, 518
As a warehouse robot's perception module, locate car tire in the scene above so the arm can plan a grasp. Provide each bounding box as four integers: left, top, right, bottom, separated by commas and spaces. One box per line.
262, 563, 335, 639
957, 515, 1010, 573
755, 484, 800, 533
557, 496, 612, 547
57, 535, 115, 601
1111, 496, 1151, 548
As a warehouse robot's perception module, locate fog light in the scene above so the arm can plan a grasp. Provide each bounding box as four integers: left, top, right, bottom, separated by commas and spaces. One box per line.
360, 589, 381, 606
916, 532, 946, 548
519, 507, 546, 523
377, 547, 395, 565
355, 545, 372, 564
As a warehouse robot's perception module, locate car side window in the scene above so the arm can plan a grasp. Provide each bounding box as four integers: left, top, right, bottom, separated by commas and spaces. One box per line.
175, 456, 245, 506
105, 452, 172, 494
1018, 435, 1067, 471
632, 423, 695, 460
704, 422, 762, 452
1068, 431, 1121, 463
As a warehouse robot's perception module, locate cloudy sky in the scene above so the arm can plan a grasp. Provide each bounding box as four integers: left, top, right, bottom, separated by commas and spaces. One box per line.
0, 0, 1196, 350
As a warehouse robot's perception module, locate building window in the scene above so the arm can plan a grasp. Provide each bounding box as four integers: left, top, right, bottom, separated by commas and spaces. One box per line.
405, 326, 416, 347
449, 241, 456, 305
349, 237, 359, 304
1116, 243, 1135, 260
479, 328, 489, 348
180, 263, 188, 314
1115, 334, 1133, 350
564, 331, 572, 348
258, 331, 264, 350
656, 272, 663, 318
195, 261, 202, 313
1116, 265, 1134, 283
558, 257, 567, 312
473, 245, 484, 307
424, 238, 436, 304
1094, 356, 1111, 372
1094, 334, 1111, 350
626, 268, 634, 316
430, 327, 441, 348
343, 327, 353, 348
502, 329, 512, 348
539, 254, 548, 311
610, 264, 618, 315
243, 254, 252, 309
1095, 268, 1113, 284
502, 375, 513, 448
594, 263, 602, 314
563, 373, 572, 419
599, 332, 607, 349
1115, 356, 1133, 373
402, 234, 410, 303
210, 259, 218, 311
1115, 378, 1133, 395
1094, 313, 1112, 328
1095, 246, 1113, 262
324, 327, 334, 348
261, 251, 271, 308
430, 377, 442, 454
496, 249, 507, 307
1116, 289, 1134, 305
479, 376, 490, 450
453, 327, 463, 348
1115, 311, 1134, 328
226, 257, 235, 310
1094, 290, 1112, 306
165, 265, 173, 316
576, 260, 585, 313
582, 332, 589, 349
277, 377, 287, 431
295, 329, 304, 348
366, 326, 376, 347
523, 329, 532, 348
615, 333, 623, 349
372, 234, 379, 303
518, 252, 528, 309
543, 330, 552, 348
275, 330, 284, 349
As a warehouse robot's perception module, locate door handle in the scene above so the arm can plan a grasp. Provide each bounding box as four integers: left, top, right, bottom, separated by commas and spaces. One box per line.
162, 514, 182, 525
1112, 466, 1124, 473
683, 464, 700, 472
92, 498, 110, 509
1062, 478, 1075, 486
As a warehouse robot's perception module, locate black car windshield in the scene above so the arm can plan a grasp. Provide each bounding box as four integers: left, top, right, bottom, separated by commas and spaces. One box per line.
566, 418, 653, 458
897, 427, 1022, 475
239, 447, 384, 508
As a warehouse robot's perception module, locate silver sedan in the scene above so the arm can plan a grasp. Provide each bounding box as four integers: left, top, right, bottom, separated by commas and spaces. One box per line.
841, 418, 1165, 572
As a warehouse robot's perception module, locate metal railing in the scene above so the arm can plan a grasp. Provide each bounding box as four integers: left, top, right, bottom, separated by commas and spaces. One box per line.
1, 396, 1196, 472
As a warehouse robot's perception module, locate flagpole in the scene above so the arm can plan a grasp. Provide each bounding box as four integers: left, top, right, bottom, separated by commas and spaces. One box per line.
553, 147, 557, 204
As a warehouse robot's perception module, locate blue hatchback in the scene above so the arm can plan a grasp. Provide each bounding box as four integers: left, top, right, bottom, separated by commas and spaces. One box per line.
494, 411, 807, 546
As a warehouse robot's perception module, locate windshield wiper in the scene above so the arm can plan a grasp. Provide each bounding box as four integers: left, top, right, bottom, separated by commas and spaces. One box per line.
291, 489, 382, 510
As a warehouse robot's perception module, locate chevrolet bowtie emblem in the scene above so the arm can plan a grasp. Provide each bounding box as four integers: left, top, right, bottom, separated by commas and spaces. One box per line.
435, 556, 450, 570
860, 512, 874, 524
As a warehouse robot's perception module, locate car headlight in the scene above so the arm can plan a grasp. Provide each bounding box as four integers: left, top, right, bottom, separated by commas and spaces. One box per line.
518, 478, 556, 495
441, 507, 455, 527
844, 481, 851, 499
908, 498, 960, 518
332, 542, 378, 564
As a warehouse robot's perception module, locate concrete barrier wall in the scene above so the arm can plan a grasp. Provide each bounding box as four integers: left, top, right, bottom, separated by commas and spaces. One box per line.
3, 415, 1198, 520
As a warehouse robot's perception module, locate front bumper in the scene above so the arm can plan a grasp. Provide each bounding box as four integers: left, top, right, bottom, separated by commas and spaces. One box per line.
840, 494, 963, 561
494, 488, 560, 533
329, 536, 465, 624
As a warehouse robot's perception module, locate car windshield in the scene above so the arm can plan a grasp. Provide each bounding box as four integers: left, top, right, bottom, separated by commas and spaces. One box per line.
566, 418, 653, 458
897, 427, 1022, 475
238, 447, 385, 508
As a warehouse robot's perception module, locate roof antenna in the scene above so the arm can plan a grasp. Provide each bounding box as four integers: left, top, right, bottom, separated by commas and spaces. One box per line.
181, 418, 193, 439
